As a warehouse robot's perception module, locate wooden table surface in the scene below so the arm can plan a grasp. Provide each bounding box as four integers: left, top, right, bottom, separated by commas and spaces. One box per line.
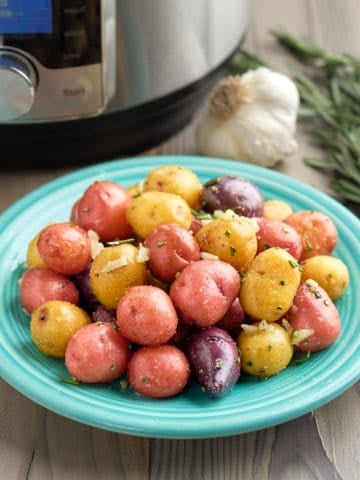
1, 1, 359, 479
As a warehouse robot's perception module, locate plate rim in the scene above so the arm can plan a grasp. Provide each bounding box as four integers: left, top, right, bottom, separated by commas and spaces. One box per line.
0, 154, 359, 439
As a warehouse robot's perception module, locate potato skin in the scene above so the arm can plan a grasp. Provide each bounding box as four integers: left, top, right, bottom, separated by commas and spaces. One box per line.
127, 344, 190, 399
30, 300, 91, 358
263, 199, 293, 221
90, 244, 147, 309
255, 217, 303, 260
284, 210, 338, 260
239, 247, 302, 322
143, 164, 203, 209
286, 280, 341, 352
300, 255, 349, 300
26, 232, 47, 268
65, 322, 132, 383
237, 322, 293, 378
185, 326, 241, 397
195, 217, 258, 272
144, 223, 201, 283
126, 191, 192, 239
116, 285, 178, 346
169, 259, 240, 327
72, 180, 134, 242
19, 267, 79, 314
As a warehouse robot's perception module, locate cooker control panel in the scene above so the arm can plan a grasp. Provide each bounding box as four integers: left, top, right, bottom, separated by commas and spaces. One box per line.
0, 0, 109, 122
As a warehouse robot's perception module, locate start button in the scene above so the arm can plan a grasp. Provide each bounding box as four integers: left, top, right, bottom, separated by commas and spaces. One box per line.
56, 76, 93, 108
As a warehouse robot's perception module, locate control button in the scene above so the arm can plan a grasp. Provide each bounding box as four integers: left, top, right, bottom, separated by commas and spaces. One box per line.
0, 51, 36, 121
56, 76, 93, 108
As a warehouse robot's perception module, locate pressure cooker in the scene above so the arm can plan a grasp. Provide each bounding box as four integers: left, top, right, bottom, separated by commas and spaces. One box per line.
0, 0, 249, 167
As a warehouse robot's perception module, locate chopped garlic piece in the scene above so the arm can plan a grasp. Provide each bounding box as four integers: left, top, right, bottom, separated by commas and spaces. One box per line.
88, 229, 104, 259
291, 328, 315, 345
241, 324, 259, 334
200, 251, 219, 261
136, 244, 150, 263
101, 257, 129, 273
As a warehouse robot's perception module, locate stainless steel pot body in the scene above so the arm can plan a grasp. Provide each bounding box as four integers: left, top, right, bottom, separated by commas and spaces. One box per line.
0, 0, 248, 165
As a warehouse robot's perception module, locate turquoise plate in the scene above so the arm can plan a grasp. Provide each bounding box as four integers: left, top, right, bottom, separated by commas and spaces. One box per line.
0, 156, 359, 439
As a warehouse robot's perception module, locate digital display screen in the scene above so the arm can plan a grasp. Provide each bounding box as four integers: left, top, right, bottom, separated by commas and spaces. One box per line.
0, 0, 53, 34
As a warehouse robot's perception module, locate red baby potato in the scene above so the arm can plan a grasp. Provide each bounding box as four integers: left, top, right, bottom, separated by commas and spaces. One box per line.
65, 322, 132, 383
19, 267, 79, 314
169, 259, 240, 328
127, 344, 190, 398
144, 223, 201, 283
284, 210, 338, 261
37, 222, 92, 275
256, 217, 303, 260
286, 279, 341, 352
72, 180, 134, 242
116, 285, 178, 345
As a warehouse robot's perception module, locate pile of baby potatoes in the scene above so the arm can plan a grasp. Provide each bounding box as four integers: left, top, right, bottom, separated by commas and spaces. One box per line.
19, 165, 349, 398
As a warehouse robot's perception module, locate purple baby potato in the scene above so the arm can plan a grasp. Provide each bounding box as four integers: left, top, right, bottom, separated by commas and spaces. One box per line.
185, 326, 241, 397
201, 176, 264, 217
72, 262, 100, 311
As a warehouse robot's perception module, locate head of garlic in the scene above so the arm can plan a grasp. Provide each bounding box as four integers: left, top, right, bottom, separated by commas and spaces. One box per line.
196, 67, 300, 167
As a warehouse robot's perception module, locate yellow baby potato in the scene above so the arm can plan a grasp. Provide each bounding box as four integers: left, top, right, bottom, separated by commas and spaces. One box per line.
26, 232, 47, 268
238, 322, 294, 378
30, 300, 91, 358
239, 247, 302, 321
300, 255, 349, 300
126, 191, 192, 239
143, 164, 203, 209
263, 199, 293, 221
90, 243, 147, 309
195, 217, 258, 272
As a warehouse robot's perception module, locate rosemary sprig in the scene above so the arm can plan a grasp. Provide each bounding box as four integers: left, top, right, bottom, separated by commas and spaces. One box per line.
229, 33, 360, 205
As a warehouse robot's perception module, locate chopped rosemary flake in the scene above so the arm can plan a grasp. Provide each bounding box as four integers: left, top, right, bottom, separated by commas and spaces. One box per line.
224, 229, 231, 237
304, 241, 313, 252
105, 238, 136, 246
156, 240, 167, 247
230, 245, 236, 256
246, 361, 253, 367
60, 376, 80, 386
293, 351, 311, 365
142, 377, 149, 384
280, 280, 286, 285
215, 359, 222, 369
288, 260, 299, 268
191, 209, 213, 220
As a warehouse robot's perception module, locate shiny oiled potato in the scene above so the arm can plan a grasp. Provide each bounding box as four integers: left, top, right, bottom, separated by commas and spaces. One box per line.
143, 164, 202, 209
90, 244, 147, 309
26, 231, 47, 268
195, 217, 258, 272
30, 300, 91, 358
239, 247, 302, 321
126, 191, 192, 239
300, 255, 349, 300
237, 322, 293, 378
263, 199, 293, 221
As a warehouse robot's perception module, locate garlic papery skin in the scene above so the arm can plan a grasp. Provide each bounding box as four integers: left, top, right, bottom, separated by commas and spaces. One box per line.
196, 67, 300, 167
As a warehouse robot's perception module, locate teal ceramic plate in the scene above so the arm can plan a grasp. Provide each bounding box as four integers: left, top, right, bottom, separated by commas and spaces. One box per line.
0, 156, 359, 439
